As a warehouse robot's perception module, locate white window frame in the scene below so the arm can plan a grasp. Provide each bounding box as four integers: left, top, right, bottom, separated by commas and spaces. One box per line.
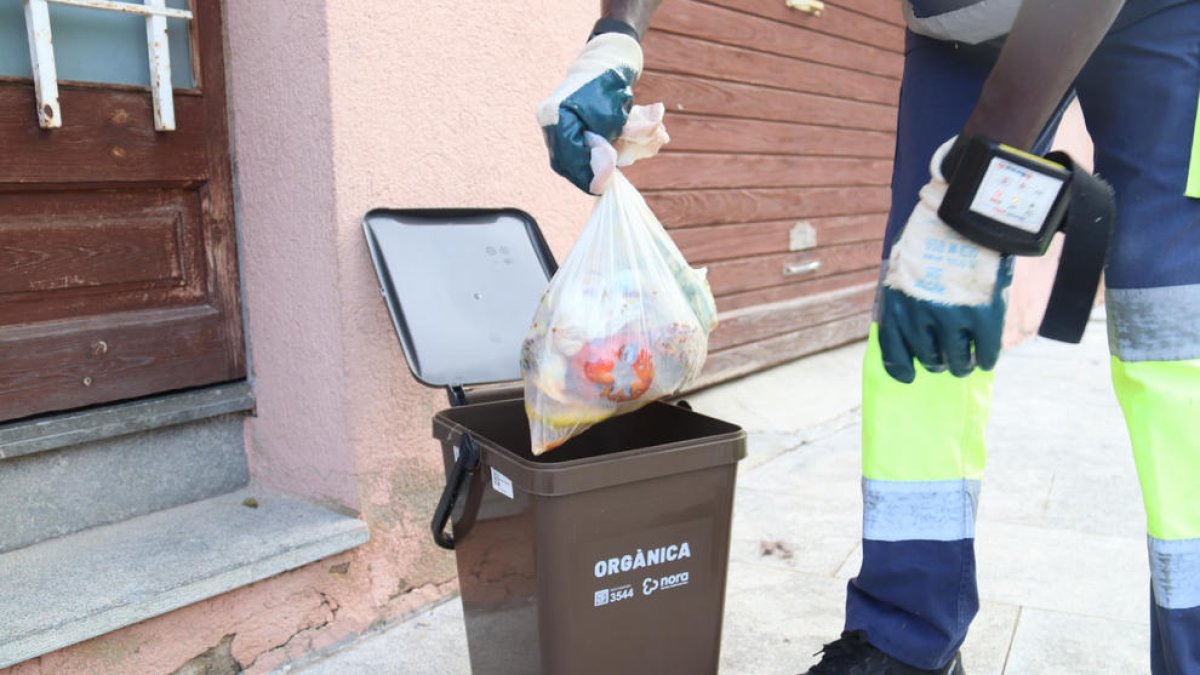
22, 0, 194, 131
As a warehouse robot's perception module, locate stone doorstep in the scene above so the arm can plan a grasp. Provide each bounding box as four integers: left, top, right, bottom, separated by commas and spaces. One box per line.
0, 488, 369, 670
0, 381, 255, 461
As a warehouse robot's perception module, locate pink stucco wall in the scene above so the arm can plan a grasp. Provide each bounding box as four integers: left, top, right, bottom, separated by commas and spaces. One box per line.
319, 0, 598, 608
239, 0, 597, 519
3, 2, 596, 674
231, 0, 357, 510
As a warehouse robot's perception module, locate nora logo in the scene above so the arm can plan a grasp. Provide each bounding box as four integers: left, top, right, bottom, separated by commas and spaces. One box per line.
593, 542, 692, 579
643, 571, 689, 596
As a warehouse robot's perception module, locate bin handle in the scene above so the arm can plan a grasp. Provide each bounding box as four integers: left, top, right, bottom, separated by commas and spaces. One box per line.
431, 433, 482, 550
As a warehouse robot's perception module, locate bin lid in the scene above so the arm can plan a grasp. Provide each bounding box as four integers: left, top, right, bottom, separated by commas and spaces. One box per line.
363, 208, 557, 388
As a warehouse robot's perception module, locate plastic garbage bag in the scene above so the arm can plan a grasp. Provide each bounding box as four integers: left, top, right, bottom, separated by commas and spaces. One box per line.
522, 107, 717, 455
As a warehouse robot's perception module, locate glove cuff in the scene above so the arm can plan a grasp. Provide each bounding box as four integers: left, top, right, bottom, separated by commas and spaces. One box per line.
929, 136, 958, 183
579, 32, 644, 81
590, 18, 640, 43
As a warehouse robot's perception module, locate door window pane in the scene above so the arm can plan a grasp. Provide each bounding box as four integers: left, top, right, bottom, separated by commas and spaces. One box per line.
0, 0, 194, 88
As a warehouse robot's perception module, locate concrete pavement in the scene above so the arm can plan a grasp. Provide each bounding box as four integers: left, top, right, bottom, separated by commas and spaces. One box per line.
291, 312, 1151, 674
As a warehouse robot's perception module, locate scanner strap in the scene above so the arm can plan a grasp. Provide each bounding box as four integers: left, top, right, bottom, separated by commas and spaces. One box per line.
1037, 151, 1116, 343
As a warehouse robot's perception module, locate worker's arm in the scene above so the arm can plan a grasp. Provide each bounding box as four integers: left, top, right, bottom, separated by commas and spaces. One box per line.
963, 0, 1125, 149
879, 1, 1126, 383
602, 0, 663, 38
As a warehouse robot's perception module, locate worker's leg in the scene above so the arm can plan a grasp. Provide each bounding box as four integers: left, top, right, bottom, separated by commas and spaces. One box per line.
845, 32, 1004, 671
1075, 3, 1200, 673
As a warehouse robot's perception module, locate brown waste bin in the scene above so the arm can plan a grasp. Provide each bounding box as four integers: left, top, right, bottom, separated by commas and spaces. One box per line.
364, 208, 746, 675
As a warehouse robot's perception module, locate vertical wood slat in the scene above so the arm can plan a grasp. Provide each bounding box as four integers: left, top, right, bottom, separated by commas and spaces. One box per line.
23, 0, 61, 128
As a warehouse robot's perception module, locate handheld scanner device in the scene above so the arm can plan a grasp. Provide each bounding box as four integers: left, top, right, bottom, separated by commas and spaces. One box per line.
939, 134, 1073, 255
938, 134, 1116, 344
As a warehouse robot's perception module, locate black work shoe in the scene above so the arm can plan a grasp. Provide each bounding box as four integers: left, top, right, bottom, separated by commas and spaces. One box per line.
802, 632, 965, 675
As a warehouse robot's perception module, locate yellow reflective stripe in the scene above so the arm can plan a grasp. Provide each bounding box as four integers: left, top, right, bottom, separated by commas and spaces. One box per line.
862, 323, 993, 482
1111, 357, 1200, 540
1188, 90, 1200, 199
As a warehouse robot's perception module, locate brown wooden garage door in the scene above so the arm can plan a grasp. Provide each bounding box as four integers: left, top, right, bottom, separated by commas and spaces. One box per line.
627, 0, 904, 386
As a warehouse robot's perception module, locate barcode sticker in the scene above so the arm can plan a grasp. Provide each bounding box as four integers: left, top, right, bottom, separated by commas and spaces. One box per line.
491, 467, 514, 499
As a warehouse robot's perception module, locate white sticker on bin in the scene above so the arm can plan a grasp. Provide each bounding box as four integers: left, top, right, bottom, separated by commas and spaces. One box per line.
491, 467, 514, 499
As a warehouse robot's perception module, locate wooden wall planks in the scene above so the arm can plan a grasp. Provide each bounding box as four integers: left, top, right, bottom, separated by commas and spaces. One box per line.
701, 0, 905, 49
638, 72, 897, 131
636, 0, 903, 380
670, 214, 884, 264
625, 153, 892, 190
709, 282, 876, 351
716, 268, 881, 312
650, 114, 895, 157
651, 1, 902, 78
643, 31, 899, 105
646, 186, 892, 228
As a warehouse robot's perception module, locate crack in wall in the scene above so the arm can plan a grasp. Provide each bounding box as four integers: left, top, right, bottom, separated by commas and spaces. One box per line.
241, 592, 341, 671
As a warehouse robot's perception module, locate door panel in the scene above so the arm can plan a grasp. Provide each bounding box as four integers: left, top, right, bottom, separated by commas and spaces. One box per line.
0, 87, 210, 183
0, 0, 243, 421
0, 188, 206, 320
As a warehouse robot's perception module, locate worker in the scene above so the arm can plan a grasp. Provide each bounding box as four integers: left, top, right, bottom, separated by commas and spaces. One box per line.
538, 1, 1200, 673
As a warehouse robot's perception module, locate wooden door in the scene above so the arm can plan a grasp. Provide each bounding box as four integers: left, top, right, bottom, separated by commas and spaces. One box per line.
628, 0, 904, 385
0, 0, 244, 421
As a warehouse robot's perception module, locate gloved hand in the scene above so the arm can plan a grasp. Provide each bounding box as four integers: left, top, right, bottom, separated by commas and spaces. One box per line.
879, 137, 1014, 383
536, 32, 643, 194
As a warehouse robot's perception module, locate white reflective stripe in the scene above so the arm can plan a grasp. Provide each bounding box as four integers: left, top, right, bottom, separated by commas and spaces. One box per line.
863, 478, 981, 542
903, 0, 1021, 45
1149, 536, 1200, 610
1107, 285, 1200, 362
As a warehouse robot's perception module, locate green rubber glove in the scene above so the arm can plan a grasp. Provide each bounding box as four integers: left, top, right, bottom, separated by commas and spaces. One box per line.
536, 33, 643, 194
879, 138, 1014, 383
